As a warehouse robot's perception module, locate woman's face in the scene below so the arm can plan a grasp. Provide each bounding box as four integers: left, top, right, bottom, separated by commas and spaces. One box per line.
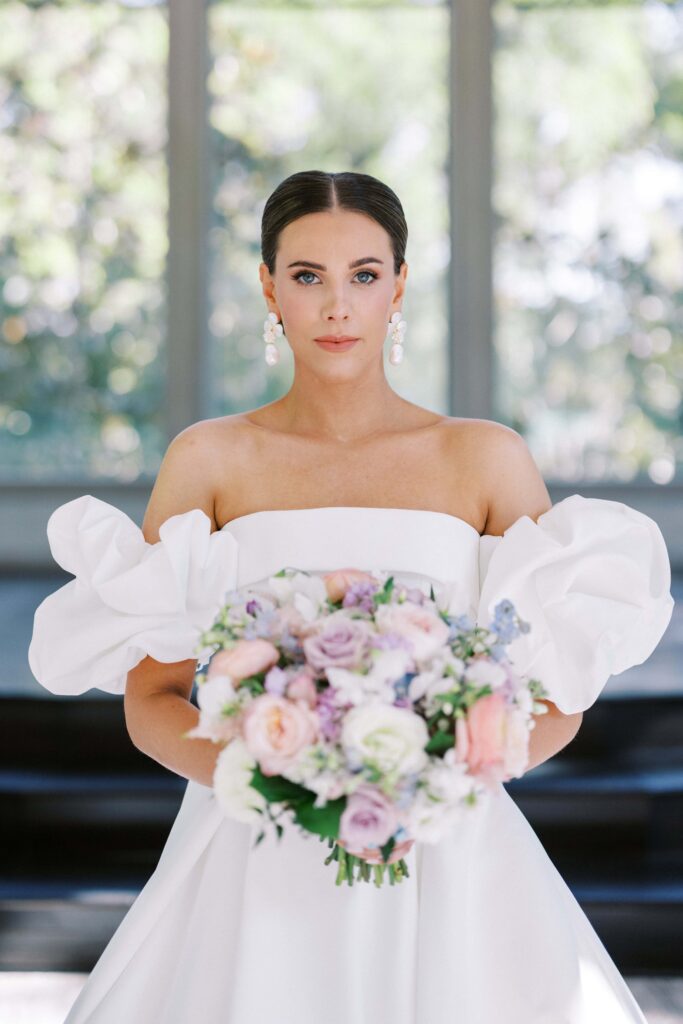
259, 207, 407, 376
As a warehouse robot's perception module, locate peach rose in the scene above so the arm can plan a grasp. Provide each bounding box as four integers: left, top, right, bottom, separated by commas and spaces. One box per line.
207, 639, 280, 683
455, 693, 530, 784
242, 693, 320, 775
323, 568, 376, 603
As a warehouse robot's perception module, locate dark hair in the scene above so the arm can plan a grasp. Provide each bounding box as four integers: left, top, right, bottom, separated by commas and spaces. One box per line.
261, 170, 408, 277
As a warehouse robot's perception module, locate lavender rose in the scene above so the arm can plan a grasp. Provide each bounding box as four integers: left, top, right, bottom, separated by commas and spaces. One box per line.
302, 612, 373, 673
338, 783, 399, 850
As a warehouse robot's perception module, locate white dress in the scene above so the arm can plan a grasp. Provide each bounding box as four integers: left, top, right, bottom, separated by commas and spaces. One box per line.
28, 494, 675, 1024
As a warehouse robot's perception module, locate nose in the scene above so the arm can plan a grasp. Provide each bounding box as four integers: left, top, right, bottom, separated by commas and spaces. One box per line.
322, 285, 351, 321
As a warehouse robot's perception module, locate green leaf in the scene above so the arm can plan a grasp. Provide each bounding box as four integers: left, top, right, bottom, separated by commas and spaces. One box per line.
374, 576, 395, 605
293, 795, 346, 838
249, 765, 316, 805
379, 834, 396, 862
425, 729, 454, 755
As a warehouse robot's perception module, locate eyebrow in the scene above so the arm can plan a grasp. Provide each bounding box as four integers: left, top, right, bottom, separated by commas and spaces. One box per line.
286, 257, 385, 271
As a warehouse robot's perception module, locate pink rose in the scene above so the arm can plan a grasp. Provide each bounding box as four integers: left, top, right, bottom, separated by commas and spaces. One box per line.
339, 783, 399, 850
375, 603, 450, 661
208, 639, 280, 683
323, 568, 376, 603
242, 693, 320, 776
286, 668, 318, 709
302, 614, 372, 673
455, 693, 530, 784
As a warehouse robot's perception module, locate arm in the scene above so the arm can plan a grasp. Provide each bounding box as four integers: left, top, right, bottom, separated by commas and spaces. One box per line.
526, 701, 583, 772
123, 421, 225, 789
479, 422, 583, 769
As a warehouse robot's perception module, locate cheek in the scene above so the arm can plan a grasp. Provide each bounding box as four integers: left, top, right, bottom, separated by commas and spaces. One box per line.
280, 288, 310, 326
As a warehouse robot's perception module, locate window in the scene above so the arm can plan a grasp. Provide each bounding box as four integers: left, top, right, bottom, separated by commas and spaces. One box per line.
0, 1, 168, 482
493, 0, 683, 484
2, 0, 680, 567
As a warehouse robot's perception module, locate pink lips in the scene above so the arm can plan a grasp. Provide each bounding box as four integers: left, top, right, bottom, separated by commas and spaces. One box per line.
314, 335, 360, 352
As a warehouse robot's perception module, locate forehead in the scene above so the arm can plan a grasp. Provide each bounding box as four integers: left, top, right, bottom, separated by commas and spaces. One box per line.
278, 209, 390, 254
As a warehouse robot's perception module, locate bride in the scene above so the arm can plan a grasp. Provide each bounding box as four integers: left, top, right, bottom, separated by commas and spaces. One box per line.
126, 169, 563, 825
29, 169, 673, 1023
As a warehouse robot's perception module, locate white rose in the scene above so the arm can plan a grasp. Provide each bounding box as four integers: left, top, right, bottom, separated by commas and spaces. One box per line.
341, 702, 429, 776
212, 737, 267, 824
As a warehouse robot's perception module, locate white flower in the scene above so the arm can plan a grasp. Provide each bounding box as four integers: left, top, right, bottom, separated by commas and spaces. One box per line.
408, 650, 464, 706
341, 702, 429, 776
197, 674, 238, 716
406, 789, 467, 842
423, 756, 472, 804
266, 571, 328, 621
515, 685, 534, 715
212, 737, 266, 824
326, 666, 396, 706
368, 646, 415, 685
464, 659, 508, 689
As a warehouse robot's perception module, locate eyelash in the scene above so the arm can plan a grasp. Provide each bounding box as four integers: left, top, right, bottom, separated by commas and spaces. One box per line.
291, 269, 379, 286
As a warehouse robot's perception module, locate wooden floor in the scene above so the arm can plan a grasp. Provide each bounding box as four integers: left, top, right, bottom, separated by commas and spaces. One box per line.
0, 973, 681, 1023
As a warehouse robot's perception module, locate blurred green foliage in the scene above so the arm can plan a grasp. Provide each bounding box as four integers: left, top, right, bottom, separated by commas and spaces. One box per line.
493, 1, 683, 482
0, 2, 168, 479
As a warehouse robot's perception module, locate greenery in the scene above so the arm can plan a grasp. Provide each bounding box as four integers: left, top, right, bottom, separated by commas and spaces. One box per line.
0, 2, 168, 478
493, 1, 683, 481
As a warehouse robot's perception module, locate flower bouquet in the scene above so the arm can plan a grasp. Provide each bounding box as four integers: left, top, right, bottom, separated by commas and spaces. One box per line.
185, 567, 549, 888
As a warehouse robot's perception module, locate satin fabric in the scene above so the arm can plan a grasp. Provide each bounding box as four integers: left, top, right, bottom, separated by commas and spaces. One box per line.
28, 496, 674, 1023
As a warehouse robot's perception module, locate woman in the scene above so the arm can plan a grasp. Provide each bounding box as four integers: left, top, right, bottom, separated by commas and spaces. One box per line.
29, 169, 674, 1023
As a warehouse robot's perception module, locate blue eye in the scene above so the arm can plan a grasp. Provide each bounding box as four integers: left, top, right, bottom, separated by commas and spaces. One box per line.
292, 271, 318, 285
291, 269, 379, 286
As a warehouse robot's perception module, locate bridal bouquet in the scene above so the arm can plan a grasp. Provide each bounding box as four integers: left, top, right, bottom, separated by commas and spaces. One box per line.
185, 567, 549, 888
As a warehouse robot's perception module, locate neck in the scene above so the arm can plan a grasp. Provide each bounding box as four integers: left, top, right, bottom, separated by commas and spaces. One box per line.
275, 362, 406, 443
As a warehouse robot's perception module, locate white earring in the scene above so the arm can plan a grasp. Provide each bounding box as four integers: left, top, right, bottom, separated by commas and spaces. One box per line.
387, 311, 407, 365
263, 311, 283, 365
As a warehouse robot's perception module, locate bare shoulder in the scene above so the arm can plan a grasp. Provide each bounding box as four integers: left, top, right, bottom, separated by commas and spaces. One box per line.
440, 418, 552, 535
140, 415, 244, 543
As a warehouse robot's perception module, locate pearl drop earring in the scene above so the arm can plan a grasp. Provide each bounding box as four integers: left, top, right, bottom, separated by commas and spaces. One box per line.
387, 311, 407, 365
263, 311, 283, 365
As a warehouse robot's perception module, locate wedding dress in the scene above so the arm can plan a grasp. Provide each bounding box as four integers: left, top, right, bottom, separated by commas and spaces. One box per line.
28, 493, 675, 1024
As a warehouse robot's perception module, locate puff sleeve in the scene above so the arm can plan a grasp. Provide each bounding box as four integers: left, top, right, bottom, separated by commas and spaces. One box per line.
28, 495, 239, 697
476, 494, 674, 715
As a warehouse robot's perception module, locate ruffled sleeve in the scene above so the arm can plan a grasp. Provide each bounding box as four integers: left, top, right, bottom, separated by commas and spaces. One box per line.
28, 495, 239, 697
476, 494, 675, 715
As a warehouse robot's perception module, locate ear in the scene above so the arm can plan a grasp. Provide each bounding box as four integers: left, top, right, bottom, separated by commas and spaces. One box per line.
392, 262, 408, 304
